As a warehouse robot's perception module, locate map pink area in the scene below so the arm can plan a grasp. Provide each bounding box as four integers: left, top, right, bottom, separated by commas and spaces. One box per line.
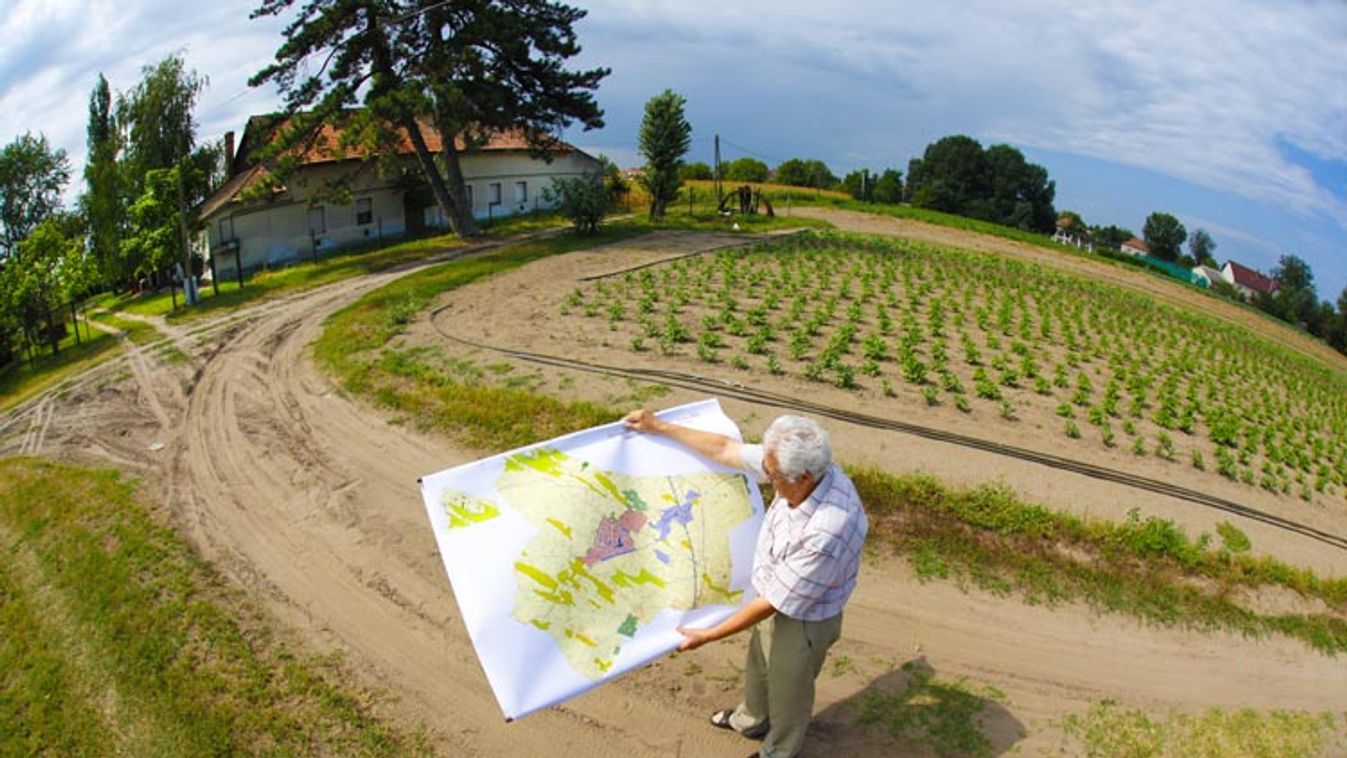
582, 509, 648, 566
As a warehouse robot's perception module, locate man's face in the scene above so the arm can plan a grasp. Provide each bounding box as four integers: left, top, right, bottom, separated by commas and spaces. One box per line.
763, 449, 815, 507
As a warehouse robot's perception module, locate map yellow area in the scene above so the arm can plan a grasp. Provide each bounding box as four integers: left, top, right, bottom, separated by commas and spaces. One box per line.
441, 446, 753, 680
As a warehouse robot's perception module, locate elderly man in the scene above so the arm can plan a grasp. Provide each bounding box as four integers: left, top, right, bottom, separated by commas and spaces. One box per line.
623, 409, 868, 758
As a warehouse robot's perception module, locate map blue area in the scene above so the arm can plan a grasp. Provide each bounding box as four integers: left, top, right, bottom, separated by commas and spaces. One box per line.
650, 490, 699, 540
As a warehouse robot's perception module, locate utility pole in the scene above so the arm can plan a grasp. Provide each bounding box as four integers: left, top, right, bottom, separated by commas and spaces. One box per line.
714, 135, 723, 208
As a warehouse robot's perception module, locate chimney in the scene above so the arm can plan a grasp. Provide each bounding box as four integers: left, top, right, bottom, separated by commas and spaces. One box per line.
224, 131, 236, 177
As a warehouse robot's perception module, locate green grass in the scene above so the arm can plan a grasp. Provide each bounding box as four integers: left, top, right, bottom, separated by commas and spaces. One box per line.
857, 660, 1008, 758
88, 311, 187, 364
114, 230, 481, 322
853, 468, 1347, 654
0, 457, 427, 756
1060, 700, 1342, 757
0, 327, 119, 412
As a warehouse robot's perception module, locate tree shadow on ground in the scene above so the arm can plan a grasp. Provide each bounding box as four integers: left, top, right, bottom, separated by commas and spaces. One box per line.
803, 655, 1025, 757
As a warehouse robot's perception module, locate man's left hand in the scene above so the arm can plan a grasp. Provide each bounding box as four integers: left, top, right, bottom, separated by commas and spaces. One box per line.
676, 625, 716, 652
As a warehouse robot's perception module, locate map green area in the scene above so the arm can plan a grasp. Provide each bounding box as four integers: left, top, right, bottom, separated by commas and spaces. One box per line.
440, 447, 753, 679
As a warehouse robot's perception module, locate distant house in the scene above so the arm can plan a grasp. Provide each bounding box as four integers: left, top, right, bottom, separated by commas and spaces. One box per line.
1120, 237, 1150, 257
1051, 216, 1093, 252
196, 114, 601, 278
1221, 260, 1279, 300
1191, 264, 1225, 288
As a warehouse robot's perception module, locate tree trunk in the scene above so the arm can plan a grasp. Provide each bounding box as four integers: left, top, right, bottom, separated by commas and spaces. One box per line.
361, 3, 476, 239
399, 116, 477, 237
176, 168, 196, 305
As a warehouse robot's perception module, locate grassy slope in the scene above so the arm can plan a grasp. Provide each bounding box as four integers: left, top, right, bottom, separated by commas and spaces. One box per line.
0, 457, 426, 755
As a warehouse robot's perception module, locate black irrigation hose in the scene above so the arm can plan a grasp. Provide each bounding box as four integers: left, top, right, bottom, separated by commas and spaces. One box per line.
428, 302, 1347, 553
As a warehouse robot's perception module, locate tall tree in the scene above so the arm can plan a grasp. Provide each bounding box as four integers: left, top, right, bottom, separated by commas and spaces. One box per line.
871, 168, 903, 204
842, 169, 873, 201
906, 135, 987, 214
637, 89, 690, 220
1189, 228, 1217, 267
118, 55, 214, 304
1268, 254, 1318, 327
251, 0, 608, 238
81, 73, 123, 287
1142, 212, 1187, 262
0, 133, 70, 258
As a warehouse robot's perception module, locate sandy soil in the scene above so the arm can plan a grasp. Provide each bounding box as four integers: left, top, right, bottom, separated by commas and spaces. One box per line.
2, 221, 1345, 756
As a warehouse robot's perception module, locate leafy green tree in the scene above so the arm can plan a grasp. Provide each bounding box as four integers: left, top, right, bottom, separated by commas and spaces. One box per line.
1189, 228, 1217, 267
680, 161, 713, 181
544, 173, 606, 234
1142, 212, 1187, 262
906, 135, 986, 213
0, 217, 86, 355
723, 157, 769, 183
871, 168, 903, 204
122, 168, 185, 285
118, 55, 217, 303
597, 154, 628, 201
637, 89, 691, 220
0, 132, 70, 258
81, 73, 123, 288
1091, 224, 1134, 251
775, 158, 836, 189
1264, 254, 1318, 328
842, 169, 873, 201
251, 0, 608, 239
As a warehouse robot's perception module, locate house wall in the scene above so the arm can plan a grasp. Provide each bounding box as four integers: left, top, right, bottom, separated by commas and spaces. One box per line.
200, 150, 599, 276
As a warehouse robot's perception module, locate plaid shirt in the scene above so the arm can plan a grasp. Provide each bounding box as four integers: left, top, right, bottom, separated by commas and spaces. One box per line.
740, 445, 868, 620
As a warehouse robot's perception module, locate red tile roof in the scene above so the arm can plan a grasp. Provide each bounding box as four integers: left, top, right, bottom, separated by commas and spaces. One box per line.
237, 114, 563, 170
1122, 237, 1150, 253
1224, 260, 1279, 295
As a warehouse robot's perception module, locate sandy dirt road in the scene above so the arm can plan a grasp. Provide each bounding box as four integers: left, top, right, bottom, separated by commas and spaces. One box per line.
2, 227, 1345, 756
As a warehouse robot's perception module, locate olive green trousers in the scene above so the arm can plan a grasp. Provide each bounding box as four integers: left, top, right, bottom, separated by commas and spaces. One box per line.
727, 612, 843, 758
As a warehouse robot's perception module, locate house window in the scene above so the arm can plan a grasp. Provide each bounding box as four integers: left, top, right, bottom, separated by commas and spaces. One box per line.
464, 185, 473, 208
307, 206, 326, 236
219, 216, 234, 241
488, 182, 502, 205
356, 197, 373, 225
515, 181, 527, 203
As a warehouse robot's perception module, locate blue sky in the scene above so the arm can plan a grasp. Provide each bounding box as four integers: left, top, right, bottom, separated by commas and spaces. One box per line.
2, 0, 1344, 299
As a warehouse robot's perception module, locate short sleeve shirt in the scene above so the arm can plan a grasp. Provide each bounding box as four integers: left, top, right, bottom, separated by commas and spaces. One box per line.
740, 444, 868, 620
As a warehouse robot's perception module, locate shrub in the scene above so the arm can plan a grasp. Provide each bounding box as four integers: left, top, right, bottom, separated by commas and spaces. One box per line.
544, 174, 607, 233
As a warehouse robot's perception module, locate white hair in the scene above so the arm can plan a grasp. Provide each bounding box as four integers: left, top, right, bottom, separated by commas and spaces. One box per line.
763, 415, 831, 481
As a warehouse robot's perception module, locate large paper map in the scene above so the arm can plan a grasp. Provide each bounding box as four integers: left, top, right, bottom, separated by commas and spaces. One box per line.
419, 399, 764, 720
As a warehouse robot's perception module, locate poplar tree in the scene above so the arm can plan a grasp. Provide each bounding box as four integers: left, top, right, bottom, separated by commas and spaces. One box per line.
82, 73, 123, 286
636, 89, 690, 221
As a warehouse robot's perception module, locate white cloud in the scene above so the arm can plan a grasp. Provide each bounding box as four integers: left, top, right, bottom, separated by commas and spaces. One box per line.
580, 0, 1347, 227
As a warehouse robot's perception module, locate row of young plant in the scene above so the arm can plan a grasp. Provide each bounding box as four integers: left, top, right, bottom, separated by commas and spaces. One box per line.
563, 232, 1347, 503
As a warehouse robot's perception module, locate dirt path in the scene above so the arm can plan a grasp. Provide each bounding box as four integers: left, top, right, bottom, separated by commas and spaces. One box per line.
3, 228, 1345, 755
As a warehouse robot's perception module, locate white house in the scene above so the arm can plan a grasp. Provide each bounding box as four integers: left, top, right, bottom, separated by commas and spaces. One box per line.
1120, 237, 1150, 257
196, 114, 601, 278
1191, 264, 1225, 288
1051, 216, 1094, 252
1220, 260, 1279, 301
